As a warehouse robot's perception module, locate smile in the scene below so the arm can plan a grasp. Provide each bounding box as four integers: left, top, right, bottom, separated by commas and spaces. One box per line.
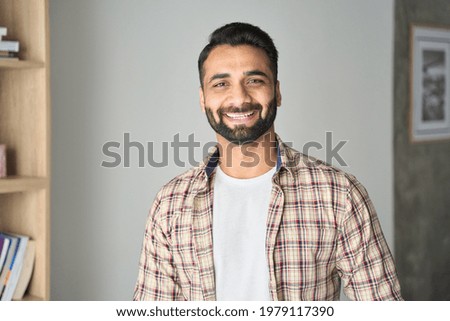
224, 111, 255, 119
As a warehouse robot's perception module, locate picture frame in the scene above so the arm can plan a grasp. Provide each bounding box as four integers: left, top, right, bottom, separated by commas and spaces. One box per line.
410, 25, 450, 142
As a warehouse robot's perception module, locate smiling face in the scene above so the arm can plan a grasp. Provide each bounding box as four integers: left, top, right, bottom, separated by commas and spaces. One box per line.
199, 45, 281, 145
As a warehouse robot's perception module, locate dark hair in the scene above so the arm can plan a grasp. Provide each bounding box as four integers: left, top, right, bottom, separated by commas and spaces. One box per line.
198, 22, 278, 87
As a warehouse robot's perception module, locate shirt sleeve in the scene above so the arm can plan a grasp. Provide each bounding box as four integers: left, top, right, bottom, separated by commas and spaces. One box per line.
336, 175, 403, 300
133, 194, 183, 300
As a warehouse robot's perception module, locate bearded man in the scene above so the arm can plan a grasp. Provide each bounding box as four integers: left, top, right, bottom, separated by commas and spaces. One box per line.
134, 22, 402, 301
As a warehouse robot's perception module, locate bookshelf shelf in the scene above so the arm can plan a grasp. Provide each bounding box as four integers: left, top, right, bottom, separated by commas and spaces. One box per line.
17, 294, 44, 301
0, 0, 51, 300
0, 59, 45, 69
0, 176, 48, 194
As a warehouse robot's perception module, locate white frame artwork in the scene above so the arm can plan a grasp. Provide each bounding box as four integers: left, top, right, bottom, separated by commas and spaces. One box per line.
410, 25, 450, 142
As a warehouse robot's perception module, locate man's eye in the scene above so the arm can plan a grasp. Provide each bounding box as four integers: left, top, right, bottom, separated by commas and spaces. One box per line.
248, 79, 264, 84
213, 82, 227, 88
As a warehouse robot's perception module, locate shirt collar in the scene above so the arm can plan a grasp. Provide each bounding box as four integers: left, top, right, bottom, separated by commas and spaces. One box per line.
199, 133, 296, 180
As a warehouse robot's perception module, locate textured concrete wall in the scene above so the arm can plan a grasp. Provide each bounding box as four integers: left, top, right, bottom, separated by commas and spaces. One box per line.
394, 0, 450, 300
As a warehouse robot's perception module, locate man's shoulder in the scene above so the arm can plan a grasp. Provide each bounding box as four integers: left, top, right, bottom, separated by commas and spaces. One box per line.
155, 166, 205, 202
147, 166, 206, 226
283, 143, 359, 188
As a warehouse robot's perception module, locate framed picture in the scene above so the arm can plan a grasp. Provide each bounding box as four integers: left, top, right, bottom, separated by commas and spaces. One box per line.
410, 25, 450, 142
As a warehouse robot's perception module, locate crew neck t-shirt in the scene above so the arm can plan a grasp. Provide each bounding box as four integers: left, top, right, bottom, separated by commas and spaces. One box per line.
212, 165, 276, 301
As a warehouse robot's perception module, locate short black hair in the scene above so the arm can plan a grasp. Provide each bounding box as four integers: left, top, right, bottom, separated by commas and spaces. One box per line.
198, 22, 278, 87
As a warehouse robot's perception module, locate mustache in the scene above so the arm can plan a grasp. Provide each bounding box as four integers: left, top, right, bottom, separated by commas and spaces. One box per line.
218, 104, 263, 115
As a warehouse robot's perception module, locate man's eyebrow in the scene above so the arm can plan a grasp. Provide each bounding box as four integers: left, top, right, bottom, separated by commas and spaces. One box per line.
208, 73, 230, 83
244, 70, 270, 78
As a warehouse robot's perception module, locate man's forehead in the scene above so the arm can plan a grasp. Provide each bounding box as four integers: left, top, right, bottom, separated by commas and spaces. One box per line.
207, 44, 268, 61
203, 44, 272, 76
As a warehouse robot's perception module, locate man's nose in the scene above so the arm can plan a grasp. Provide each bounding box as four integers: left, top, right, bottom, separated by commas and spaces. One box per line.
226, 84, 251, 107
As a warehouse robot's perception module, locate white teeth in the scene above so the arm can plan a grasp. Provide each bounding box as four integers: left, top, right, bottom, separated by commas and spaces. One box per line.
225, 111, 254, 119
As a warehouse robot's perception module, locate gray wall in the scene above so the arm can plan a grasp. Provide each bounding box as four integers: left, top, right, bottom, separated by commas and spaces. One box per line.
394, 0, 450, 300
50, 0, 395, 300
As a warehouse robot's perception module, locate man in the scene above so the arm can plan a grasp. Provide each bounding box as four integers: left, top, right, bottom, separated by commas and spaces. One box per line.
134, 22, 402, 301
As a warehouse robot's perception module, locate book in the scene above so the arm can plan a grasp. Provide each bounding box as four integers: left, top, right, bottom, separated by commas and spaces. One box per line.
0, 239, 4, 272
0, 236, 11, 275
0, 234, 18, 298
12, 240, 35, 300
0, 233, 29, 301
0, 40, 19, 52
0, 238, 5, 272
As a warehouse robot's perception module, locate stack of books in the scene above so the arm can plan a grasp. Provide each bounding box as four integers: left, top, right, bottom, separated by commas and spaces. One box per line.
0, 26, 20, 60
0, 232, 35, 300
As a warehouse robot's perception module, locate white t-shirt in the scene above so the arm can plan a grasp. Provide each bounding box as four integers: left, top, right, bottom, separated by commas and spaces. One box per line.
212, 165, 276, 301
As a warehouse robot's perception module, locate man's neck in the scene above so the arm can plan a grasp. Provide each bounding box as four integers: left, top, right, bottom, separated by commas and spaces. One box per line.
216, 129, 277, 179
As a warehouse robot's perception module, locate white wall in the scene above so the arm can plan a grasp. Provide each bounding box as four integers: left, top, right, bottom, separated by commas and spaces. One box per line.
50, 0, 394, 300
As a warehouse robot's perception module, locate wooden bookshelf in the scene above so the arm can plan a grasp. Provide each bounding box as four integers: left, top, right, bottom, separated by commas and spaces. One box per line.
19, 294, 45, 301
0, 60, 45, 69
0, 0, 50, 301
0, 176, 48, 194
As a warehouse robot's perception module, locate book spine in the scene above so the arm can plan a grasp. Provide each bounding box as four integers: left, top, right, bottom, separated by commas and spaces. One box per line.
0, 41, 19, 52
0, 236, 18, 300
2, 236, 28, 301
0, 239, 10, 275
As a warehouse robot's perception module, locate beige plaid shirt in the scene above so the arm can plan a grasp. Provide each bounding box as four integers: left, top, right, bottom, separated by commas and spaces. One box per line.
134, 134, 402, 301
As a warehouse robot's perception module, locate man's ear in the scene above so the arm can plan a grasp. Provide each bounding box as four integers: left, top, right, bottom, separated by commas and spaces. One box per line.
199, 87, 206, 113
276, 81, 282, 107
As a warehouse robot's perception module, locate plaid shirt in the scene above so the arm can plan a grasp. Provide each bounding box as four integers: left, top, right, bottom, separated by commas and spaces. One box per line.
134, 134, 402, 301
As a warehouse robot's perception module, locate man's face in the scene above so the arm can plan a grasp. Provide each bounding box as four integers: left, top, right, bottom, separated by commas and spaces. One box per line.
199, 45, 281, 145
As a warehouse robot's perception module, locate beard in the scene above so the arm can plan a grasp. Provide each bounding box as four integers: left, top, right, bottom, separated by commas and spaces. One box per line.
204, 95, 278, 145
